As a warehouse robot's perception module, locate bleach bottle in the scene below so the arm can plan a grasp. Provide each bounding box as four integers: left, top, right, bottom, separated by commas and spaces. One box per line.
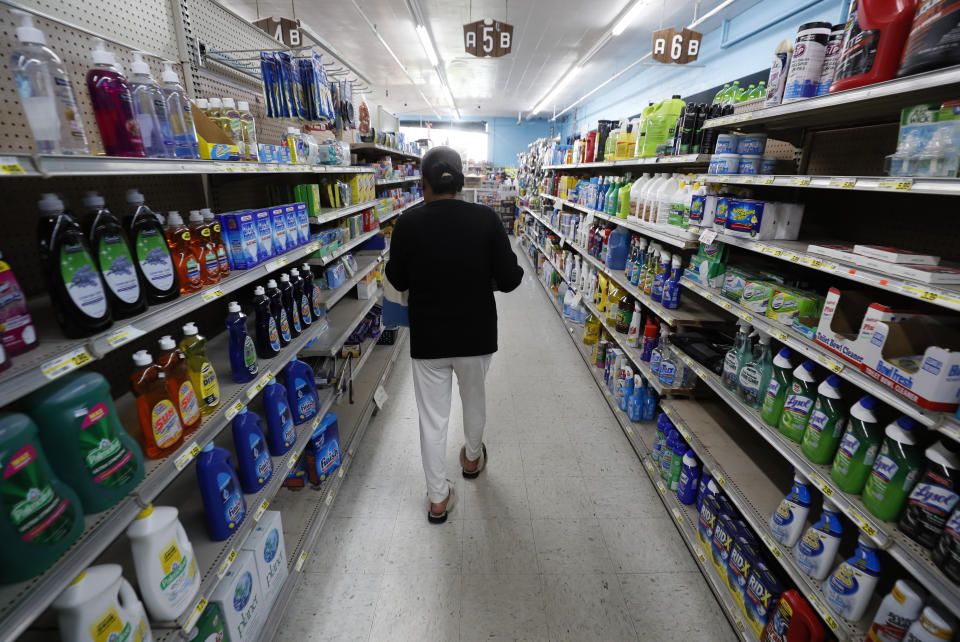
52, 565, 151, 642
196, 442, 246, 541
263, 377, 296, 455
232, 407, 273, 493
769, 473, 811, 548
824, 535, 881, 621
801, 375, 845, 465
761, 348, 793, 427
794, 499, 842, 581
779, 361, 817, 442
676, 449, 700, 505
226, 301, 258, 383
284, 357, 319, 425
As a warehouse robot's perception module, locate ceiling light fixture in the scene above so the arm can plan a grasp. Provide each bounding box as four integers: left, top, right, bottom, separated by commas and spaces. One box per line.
611, 0, 649, 36
416, 24, 439, 67
532, 66, 581, 115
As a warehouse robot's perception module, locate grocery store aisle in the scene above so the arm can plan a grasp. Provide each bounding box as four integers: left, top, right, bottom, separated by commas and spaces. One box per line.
277, 245, 737, 642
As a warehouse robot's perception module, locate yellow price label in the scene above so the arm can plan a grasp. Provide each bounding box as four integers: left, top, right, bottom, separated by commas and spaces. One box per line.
201, 287, 224, 302
656, 481, 667, 495
715, 474, 726, 487
900, 284, 938, 302
809, 473, 834, 496
42, 346, 93, 380
757, 176, 775, 184
287, 452, 299, 469
174, 442, 201, 471
106, 325, 145, 347
246, 372, 274, 400
646, 460, 656, 474
761, 535, 783, 558
338, 464, 346, 477
325, 490, 335, 505
789, 176, 811, 186
225, 400, 245, 421
878, 178, 913, 191
182, 598, 208, 632
696, 549, 706, 563
773, 330, 788, 342
253, 499, 269, 521
672, 508, 683, 523
829, 178, 857, 188
216, 549, 237, 578
848, 508, 878, 537
735, 617, 746, 632
815, 354, 844, 374
0, 157, 26, 175
295, 551, 308, 572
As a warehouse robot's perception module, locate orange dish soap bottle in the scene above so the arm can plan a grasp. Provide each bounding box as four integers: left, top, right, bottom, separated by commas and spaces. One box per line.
130, 350, 184, 458
155, 335, 202, 435
188, 210, 219, 285
164, 210, 202, 293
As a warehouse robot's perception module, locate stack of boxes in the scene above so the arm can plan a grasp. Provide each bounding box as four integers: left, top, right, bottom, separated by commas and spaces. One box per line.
218, 202, 310, 270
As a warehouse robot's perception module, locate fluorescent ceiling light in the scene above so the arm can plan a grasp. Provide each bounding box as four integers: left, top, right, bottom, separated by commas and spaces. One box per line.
416, 24, 439, 67
532, 66, 580, 115
612, 0, 649, 36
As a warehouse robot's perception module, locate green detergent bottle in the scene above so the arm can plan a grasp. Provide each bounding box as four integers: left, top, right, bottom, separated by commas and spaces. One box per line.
0, 412, 84, 583
831, 396, 881, 494
23, 371, 144, 513
862, 417, 922, 521
618, 175, 633, 219
778, 361, 817, 442
641, 96, 685, 157
801, 374, 846, 464
761, 348, 793, 427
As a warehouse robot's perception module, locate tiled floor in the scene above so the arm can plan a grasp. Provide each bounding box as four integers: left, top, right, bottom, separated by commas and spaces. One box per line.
277, 247, 737, 641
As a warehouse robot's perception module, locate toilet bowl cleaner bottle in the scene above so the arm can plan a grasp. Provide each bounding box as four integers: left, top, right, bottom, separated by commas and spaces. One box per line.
903, 606, 953, 642
866, 579, 924, 642
129, 52, 175, 158
196, 442, 246, 541
252, 286, 281, 358
801, 375, 845, 464
164, 211, 202, 293
831, 395, 881, 494
779, 361, 817, 442
793, 499, 842, 581
130, 350, 184, 458
761, 348, 793, 427
830, 0, 916, 93
83, 191, 146, 318
863, 416, 922, 521
156, 335, 201, 435
52, 565, 151, 642
179, 322, 219, 414
126, 189, 179, 303
289, 268, 312, 328
226, 301, 258, 384
824, 536, 881, 621
86, 39, 145, 157
263, 377, 296, 455
284, 357, 319, 425
266, 279, 292, 346
231, 407, 273, 493
188, 210, 219, 284
900, 440, 960, 548
769, 474, 811, 548
37, 193, 113, 338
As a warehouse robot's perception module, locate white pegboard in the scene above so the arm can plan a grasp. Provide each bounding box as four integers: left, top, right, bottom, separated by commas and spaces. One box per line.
185, 0, 286, 60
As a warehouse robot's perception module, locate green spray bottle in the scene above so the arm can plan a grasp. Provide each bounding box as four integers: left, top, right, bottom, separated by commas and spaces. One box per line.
862, 417, 922, 521
831, 396, 881, 494
738, 334, 773, 409
778, 361, 817, 442
801, 374, 846, 464
761, 348, 793, 427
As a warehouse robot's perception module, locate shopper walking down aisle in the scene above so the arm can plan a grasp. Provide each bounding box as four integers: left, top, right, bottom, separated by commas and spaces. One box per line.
386, 146, 523, 524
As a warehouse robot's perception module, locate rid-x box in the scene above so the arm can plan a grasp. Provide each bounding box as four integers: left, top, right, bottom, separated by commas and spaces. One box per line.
221, 211, 259, 269
254, 209, 275, 260
283, 204, 301, 247
270, 207, 288, 255
241, 510, 288, 609
306, 412, 341, 484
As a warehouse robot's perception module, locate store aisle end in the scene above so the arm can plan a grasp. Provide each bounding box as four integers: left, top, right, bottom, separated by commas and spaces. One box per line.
277, 245, 737, 642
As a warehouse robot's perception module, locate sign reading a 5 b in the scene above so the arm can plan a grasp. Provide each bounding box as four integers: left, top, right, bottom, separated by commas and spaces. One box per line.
652, 27, 702, 64
464, 19, 514, 58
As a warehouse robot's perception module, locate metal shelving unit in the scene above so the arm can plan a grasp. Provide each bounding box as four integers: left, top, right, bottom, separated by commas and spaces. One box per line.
379, 197, 424, 223
543, 153, 710, 171
309, 199, 379, 224
317, 252, 385, 311
308, 228, 383, 267
350, 142, 421, 162
700, 173, 960, 196
302, 289, 383, 357
375, 176, 420, 186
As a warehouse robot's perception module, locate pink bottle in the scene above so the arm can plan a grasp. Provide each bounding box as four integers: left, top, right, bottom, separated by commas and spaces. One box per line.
85, 39, 145, 157
0, 252, 37, 356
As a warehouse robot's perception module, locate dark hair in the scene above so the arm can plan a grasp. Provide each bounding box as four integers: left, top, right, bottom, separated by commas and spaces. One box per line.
422, 146, 464, 195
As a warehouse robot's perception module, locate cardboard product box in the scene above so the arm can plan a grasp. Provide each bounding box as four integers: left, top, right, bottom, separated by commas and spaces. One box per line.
258, 144, 274, 163
807, 244, 857, 262
254, 209, 275, 261
191, 101, 240, 160
325, 261, 347, 289
724, 199, 803, 241
741, 280, 777, 315
765, 287, 822, 327
210, 549, 265, 642
295, 202, 310, 245
893, 264, 960, 285
221, 211, 260, 269
241, 510, 289, 609
686, 241, 728, 289
356, 271, 377, 300
721, 266, 758, 302
270, 206, 288, 255
185, 602, 228, 642
283, 204, 301, 248
853, 245, 940, 265
791, 315, 819, 340
295, 184, 322, 218
306, 413, 341, 484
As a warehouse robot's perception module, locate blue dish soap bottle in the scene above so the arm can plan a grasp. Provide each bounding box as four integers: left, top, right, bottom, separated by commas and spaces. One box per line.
642, 385, 657, 421
226, 301, 258, 383
196, 442, 246, 541
263, 377, 297, 455
284, 357, 319, 425
231, 407, 273, 493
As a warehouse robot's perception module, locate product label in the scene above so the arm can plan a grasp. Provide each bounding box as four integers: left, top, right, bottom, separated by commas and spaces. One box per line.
242, 336, 258, 376
279, 309, 291, 343
781, 391, 814, 429
80, 402, 137, 487
311, 284, 323, 317
151, 399, 183, 449
60, 241, 108, 320
300, 294, 312, 325
907, 482, 960, 516
294, 377, 316, 421
249, 434, 272, 483
217, 246, 229, 272
762, 379, 781, 408
217, 471, 244, 528
158, 538, 198, 601
3, 445, 77, 543
290, 305, 302, 333
659, 360, 678, 386
722, 352, 739, 388
202, 248, 219, 277
96, 233, 141, 304
198, 362, 220, 407
185, 255, 201, 284
178, 380, 201, 426
738, 364, 762, 406
135, 228, 175, 291
89, 605, 135, 642
278, 400, 296, 447
268, 317, 281, 351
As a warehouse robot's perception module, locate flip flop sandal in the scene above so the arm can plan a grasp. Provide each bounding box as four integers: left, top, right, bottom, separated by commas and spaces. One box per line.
460, 443, 488, 479
426, 483, 456, 524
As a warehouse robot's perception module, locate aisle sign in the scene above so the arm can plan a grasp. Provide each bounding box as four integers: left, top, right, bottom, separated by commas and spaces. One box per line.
652, 27, 702, 64
253, 16, 301, 47
464, 19, 514, 57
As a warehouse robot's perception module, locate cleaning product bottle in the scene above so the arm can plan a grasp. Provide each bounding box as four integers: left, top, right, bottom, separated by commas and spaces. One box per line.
617, 177, 632, 219
900, 440, 960, 548
126, 189, 179, 302
221, 98, 246, 158
863, 416, 922, 521
830, 0, 916, 93
627, 386, 644, 422
86, 39, 145, 157
10, 10, 89, 155
301, 263, 323, 321
626, 302, 642, 347
202, 208, 230, 277
651, 251, 672, 302
188, 210, 220, 284
263, 377, 297, 455
231, 407, 273, 493
278, 273, 302, 338
668, 437, 686, 491
252, 285, 281, 359
284, 357, 319, 424
237, 100, 259, 161
866, 579, 925, 642
37, 193, 113, 338
226, 301, 258, 384
794, 499, 842, 581
660, 430, 678, 480
801, 375, 846, 464
83, 190, 146, 319
824, 536, 881, 621
290, 268, 312, 328
831, 395, 881, 494
654, 174, 680, 226
130, 349, 184, 458
615, 293, 633, 334
640, 316, 659, 361
778, 361, 817, 442
765, 40, 795, 107
156, 335, 202, 435
125, 504, 199, 621
677, 449, 700, 505
266, 278, 292, 346
650, 326, 670, 376
179, 322, 220, 414
722, 321, 751, 391
129, 52, 175, 158
760, 590, 827, 642
52, 565, 151, 642
761, 348, 793, 427
159, 61, 199, 159
898, 0, 960, 77
23, 371, 144, 513
195, 442, 246, 541
164, 211, 202, 293
769, 474, 811, 548
659, 344, 681, 389
902, 606, 954, 642
738, 334, 773, 409
662, 255, 684, 310
0, 252, 36, 356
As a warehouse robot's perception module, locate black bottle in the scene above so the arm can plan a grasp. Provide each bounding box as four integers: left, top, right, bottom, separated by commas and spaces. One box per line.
83, 191, 147, 319
278, 273, 302, 338
265, 278, 291, 346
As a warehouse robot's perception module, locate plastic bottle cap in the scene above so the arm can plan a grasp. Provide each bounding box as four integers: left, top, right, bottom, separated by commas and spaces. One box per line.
254, 285, 265, 295
37, 193, 63, 212
859, 395, 877, 411
800, 360, 815, 373
131, 52, 150, 76
91, 38, 116, 66
238, 100, 250, 111
222, 97, 236, 108
161, 61, 179, 83
201, 442, 214, 453
776, 348, 791, 360
158, 335, 175, 350
166, 210, 184, 225
182, 322, 198, 335
209, 97, 223, 108
189, 210, 203, 223
136, 504, 154, 519
200, 207, 213, 218
13, 10, 45, 45
826, 374, 841, 387
228, 301, 241, 313
83, 191, 104, 208
267, 279, 278, 289
290, 268, 300, 276
895, 416, 917, 432
133, 350, 153, 366
280, 273, 290, 282
126, 189, 145, 204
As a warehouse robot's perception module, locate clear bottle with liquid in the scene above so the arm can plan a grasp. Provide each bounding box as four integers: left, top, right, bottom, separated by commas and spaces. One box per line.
738, 334, 773, 409
237, 100, 259, 161
164, 211, 202, 293
221, 98, 246, 157
159, 61, 199, 159
86, 39, 144, 157
722, 321, 751, 391
129, 53, 175, 158
187, 210, 219, 285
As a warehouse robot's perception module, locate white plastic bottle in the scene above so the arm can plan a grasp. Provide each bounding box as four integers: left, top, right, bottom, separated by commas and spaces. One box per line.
126, 504, 200, 621
641, 173, 665, 222
769, 473, 811, 548
824, 535, 881, 621
629, 173, 651, 219
10, 10, 89, 155
53, 565, 152, 642
655, 174, 679, 226
793, 498, 842, 581
866, 579, 925, 642
159, 61, 200, 159
129, 52, 175, 158
903, 606, 954, 642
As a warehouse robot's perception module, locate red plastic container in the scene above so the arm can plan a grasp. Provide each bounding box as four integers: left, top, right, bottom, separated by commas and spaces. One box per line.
829, 0, 916, 94
584, 131, 597, 163
760, 590, 826, 642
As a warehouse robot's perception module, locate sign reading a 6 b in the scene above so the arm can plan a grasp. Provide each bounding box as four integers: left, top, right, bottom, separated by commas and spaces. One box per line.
652, 27, 702, 64
464, 19, 514, 58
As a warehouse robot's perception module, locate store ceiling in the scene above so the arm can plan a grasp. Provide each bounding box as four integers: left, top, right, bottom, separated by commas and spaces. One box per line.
220, 0, 749, 119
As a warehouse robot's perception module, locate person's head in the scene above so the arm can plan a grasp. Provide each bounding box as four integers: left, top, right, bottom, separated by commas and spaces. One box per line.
421, 146, 464, 201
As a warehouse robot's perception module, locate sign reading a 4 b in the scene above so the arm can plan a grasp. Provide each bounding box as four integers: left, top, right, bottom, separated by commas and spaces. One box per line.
464, 19, 514, 58
652, 27, 702, 64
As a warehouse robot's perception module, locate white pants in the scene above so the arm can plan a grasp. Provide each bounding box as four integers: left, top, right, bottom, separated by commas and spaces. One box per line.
412, 354, 493, 503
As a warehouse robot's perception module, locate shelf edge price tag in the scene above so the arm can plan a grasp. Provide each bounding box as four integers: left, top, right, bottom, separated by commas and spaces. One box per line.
225, 400, 245, 421
106, 325, 145, 348
325, 490, 335, 505
900, 283, 938, 303
672, 507, 683, 523
646, 460, 656, 474
295, 551, 308, 572
789, 176, 811, 186
761, 534, 783, 559
809, 472, 834, 497
216, 549, 237, 579
656, 481, 667, 495
815, 354, 844, 374
174, 442, 201, 471
696, 549, 706, 563
182, 597, 208, 633
253, 499, 269, 522
878, 178, 913, 191
829, 177, 857, 189
42, 346, 93, 380
0, 156, 27, 175
201, 287, 224, 302
286, 451, 299, 469
246, 372, 273, 400
847, 507, 878, 538
757, 175, 775, 184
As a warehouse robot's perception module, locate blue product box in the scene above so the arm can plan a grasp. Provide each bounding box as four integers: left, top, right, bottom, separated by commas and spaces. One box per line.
279, 147, 291, 164
307, 412, 341, 483
254, 209, 275, 260
283, 204, 301, 247
295, 202, 310, 245
221, 211, 260, 269
325, 261, 347, 289
258, 144, 272, 163
270, 206, 288, 255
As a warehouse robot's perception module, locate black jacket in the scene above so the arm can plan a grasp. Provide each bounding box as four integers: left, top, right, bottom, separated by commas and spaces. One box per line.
385, 199, 523, 359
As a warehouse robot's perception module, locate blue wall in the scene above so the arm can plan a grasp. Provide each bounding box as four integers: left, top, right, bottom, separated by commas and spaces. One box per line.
558, 0, 847, 139
399, 115, 555, 167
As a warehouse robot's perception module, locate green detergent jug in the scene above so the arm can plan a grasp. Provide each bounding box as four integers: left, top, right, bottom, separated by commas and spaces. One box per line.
640, 96, 685, 157
831, 396, 881, 494
779, 361, 817, 442
862, 417, 922, 521
23, 371, 144, 513
801, 375, 846, 465
0, 412, 84, 583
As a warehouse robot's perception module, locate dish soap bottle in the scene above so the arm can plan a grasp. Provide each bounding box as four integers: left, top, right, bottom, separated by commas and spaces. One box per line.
263, 377, 297, 455
226, 301, 258, 384
252, 285, 281, 358
188, 210, 220, 285
824, 535, 881, 621
290, 268, 312, 328
761, 348, 793, 427
738, 334, 773, 409
196, 442, 246, 541
83, 191, 146, 319
801, 375, 845, 464
129, 52, 175, 158
863, 416, 922, 521
179, 322, 220, 414
159, 61, 200, 159
130, 349, 184, 458
278, 273, 302, 338
0, 252, 37, 356
85, 39, 145, 157
300, 263, 323, 321
793, 499, 842, 581
125, 504, 199, 621
769, 473, 811, 548
232, 407, 273, 493
202, 208, 230, 277
23, 371, 144, 513
831, 395, 881, 494
52, 565, 151, 642
125, 189, 179, 303
156, 335, 202, 435
284, 356, 319, 425
164, 211, 202, 293
778, 361, 817, 442
266, 279, 292, 346
722, 321, 751, 391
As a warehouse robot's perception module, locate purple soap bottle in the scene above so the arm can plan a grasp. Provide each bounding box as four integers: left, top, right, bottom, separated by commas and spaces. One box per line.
86, 39, 145, 157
